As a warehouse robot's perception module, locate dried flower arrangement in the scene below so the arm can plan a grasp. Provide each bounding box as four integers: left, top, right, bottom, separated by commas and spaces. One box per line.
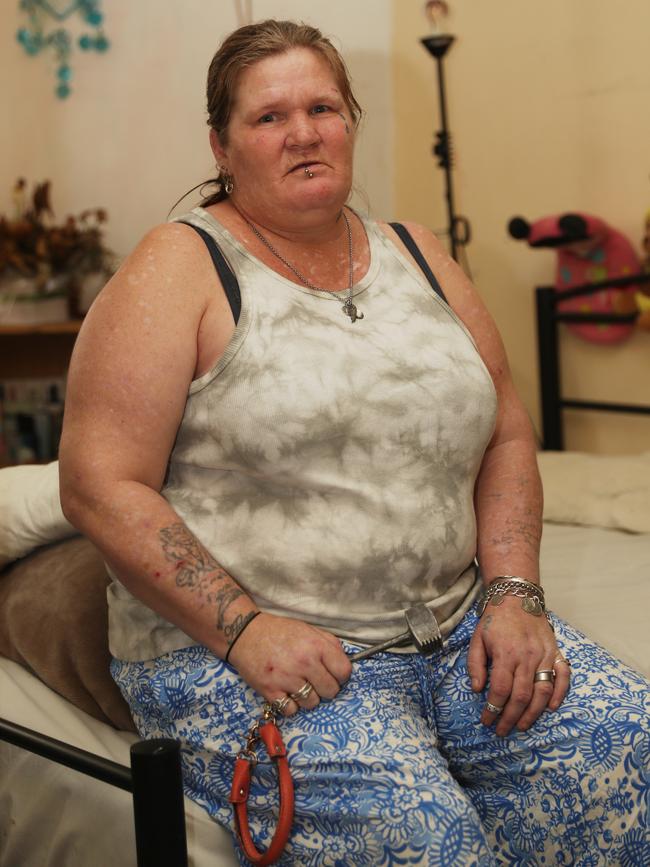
0, 178, 115, 323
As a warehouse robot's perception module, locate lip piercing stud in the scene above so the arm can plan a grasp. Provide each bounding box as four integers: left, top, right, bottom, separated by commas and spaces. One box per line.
304, 167, 314, 178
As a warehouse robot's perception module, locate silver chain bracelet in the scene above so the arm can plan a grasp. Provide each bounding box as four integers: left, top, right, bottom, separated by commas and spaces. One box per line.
477, 576, 546, 618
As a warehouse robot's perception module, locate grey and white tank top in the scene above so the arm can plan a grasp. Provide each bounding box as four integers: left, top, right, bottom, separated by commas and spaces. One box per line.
107, 208, 498, 661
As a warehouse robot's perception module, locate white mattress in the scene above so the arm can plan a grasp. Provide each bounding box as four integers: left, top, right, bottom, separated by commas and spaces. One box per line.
1, 521, 648, 866
540, 522, 650, 678
0, 658, 238, 867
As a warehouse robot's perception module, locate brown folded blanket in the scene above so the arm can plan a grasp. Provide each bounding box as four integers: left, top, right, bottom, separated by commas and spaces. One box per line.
0, 535, 136, 732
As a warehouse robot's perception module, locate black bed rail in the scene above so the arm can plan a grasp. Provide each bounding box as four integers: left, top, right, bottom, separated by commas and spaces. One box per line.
555, 312, 639, 324
538, 270, 650, 301
0, 717, 188, 867
535, 283, 650, 450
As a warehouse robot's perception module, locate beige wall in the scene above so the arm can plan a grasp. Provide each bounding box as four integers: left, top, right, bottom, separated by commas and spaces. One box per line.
4, 1, 649, 452
2, 0, 392, 259
393, 0, 650, 454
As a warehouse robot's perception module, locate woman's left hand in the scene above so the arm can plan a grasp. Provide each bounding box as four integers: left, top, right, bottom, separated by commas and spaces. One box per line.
467, 595, 570, 737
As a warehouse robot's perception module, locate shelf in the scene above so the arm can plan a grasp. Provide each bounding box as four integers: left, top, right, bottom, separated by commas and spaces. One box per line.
0, 321, 83, 378
0, 320, 83, 336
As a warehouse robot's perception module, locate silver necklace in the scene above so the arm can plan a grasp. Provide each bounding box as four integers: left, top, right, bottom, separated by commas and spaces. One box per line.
237, 207, 364, 323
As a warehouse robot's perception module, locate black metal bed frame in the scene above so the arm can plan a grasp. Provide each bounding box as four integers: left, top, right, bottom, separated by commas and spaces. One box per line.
0, 716, 189, 867
535, 273, 650, 450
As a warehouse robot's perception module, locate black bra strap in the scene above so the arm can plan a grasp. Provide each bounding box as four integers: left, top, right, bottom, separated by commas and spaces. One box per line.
389, 222, 447, 303
180, 219, 445, 319
178, 221, 241, 324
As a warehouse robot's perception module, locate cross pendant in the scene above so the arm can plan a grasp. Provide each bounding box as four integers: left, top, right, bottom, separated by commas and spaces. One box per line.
343, 300, 364, 323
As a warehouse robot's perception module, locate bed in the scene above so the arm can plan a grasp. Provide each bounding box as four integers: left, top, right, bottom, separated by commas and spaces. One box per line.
0, 658, 236, 867
1, 282, 649, 866
533, 279, 650, 676
0, 467, 239, 867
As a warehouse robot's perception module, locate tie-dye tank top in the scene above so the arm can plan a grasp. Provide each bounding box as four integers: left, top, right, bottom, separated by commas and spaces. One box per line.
107, 208, 498, 661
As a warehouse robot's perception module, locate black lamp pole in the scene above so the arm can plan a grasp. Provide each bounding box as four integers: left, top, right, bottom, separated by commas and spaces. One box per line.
420, 34, 468, 263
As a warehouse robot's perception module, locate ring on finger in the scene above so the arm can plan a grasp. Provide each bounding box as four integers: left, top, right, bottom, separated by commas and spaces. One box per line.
485, 701, 504, 715
289, 681, 314, 702
533, 669, 556, 683
554, 654, 571, 668
272, 695, 292, 713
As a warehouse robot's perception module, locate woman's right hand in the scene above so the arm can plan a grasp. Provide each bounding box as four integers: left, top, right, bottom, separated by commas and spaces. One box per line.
227, 612, 353, 714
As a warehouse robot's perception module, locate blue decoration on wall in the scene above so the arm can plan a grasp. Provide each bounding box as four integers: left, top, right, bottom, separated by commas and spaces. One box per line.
16, 0, 110, 99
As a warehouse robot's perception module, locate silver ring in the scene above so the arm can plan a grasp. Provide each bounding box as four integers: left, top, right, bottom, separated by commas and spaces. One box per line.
533, 670, 556, 683
554, 654, 571, 668
289, 681, 314, 702
485, 701, 504, 715
272, 696, 292, 713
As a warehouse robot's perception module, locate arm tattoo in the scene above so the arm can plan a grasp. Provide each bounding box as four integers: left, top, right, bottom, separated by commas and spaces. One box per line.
212, 585, 246, 631
225, 610, 258, 645
159, 523, 225, 592
488, 516, 541, 552
158, 522, 249, 635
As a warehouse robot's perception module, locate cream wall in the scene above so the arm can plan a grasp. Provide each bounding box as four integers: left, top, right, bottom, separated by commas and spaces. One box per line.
4, 1, 649, 453
393, 0, 650, 454
2, 0, 392, 258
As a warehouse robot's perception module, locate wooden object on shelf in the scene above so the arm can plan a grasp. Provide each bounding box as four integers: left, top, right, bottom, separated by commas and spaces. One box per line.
0, 320, 82, 379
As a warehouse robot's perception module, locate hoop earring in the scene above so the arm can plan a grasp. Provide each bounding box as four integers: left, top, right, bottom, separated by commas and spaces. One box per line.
224, 177, 234, 195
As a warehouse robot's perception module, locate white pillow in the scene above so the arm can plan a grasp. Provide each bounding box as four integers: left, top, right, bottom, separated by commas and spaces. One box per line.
0, 461, 78, 567
538, 450, 650, 534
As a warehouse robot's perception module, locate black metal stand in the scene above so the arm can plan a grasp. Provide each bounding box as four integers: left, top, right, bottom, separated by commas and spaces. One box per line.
131, 739, 189, 867
421, 34, 470, 262
535, 287, 563, 450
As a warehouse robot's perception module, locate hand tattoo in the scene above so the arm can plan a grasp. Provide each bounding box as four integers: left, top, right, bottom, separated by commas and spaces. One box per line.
482, 614, 494, 633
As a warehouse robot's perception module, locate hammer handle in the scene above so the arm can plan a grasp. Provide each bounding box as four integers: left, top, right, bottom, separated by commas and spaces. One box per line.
348, 630, 411, 661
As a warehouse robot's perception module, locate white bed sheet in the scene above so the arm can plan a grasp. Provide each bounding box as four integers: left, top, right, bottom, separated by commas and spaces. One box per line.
1, 522, 648, 866
540, 522, 650, 678
0, 658, 238, 867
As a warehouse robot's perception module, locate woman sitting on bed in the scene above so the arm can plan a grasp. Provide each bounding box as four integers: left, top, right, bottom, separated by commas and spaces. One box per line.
59, 19, 649, 866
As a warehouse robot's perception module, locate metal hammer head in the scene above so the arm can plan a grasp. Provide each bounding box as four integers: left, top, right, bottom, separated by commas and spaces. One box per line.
404, 604, 443, 655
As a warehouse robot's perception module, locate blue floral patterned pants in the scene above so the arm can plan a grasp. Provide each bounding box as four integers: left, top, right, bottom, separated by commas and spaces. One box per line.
112, 609, 649, 866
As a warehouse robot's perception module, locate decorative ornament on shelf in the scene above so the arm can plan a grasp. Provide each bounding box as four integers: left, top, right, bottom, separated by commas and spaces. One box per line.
16, 0, 110, 99
0, 178, 116, 326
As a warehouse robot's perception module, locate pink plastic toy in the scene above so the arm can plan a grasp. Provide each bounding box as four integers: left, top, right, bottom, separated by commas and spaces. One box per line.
508, 212, 640, 344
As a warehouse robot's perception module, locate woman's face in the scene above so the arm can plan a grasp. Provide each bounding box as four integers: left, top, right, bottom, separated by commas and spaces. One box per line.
211, 48, 356, 226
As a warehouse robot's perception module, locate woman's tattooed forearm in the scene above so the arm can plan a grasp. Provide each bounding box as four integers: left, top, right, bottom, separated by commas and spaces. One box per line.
213, 585, 245, 631
225, 610, 258, 645
158, 523, 251, 636
488, 515, 541, 553
159, 523, 227, 592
